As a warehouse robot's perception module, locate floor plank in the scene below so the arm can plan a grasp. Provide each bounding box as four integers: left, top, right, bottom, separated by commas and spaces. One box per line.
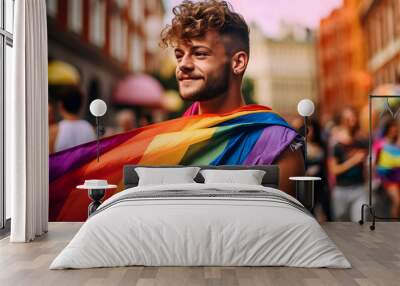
0, 222, 399, 286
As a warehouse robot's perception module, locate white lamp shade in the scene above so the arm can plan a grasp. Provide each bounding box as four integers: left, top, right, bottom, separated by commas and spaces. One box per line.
90, 99, 107, 117
297, 99, 315, 117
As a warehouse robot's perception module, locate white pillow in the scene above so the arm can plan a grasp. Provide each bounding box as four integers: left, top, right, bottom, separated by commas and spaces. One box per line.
200, 169, 266, 185
135, 167, 201, 186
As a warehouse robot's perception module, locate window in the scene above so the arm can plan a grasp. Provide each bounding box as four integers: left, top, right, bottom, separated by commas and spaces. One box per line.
395, 0, 400, 39
46, 0, 57, 17
120, 20, 128, 62
387, 1, 395, 44
68, 0, 83, 34
131, 32, 144, 72
130, 0, 142, 24
90, 0, 106, 47
111, 15, 117, 58
111, 15, 129, 62
1, 0, 14, 229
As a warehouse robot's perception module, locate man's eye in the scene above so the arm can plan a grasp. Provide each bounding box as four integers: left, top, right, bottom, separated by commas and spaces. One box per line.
195, 52, 207, 58
175, 53, 183, 60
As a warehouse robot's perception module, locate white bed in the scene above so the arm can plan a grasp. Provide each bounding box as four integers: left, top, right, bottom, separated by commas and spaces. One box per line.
50, 182, 351, 269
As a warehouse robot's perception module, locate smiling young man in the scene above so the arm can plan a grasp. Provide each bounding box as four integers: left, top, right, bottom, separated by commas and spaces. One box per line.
161, 0, 305, 196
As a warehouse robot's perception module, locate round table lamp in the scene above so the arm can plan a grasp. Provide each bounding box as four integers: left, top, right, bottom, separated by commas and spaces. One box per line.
90, 99, 107, 162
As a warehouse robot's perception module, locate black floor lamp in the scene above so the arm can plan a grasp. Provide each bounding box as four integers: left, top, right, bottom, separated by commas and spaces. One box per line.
289, 99, 321, 211
359, 95, 400, 230
79, 99, 109, 216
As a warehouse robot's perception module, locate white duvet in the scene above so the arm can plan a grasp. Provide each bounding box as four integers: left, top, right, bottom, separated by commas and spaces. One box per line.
50, 183, 351, 269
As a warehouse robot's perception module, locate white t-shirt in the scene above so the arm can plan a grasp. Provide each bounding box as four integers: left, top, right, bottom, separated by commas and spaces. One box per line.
54, 120, 97, 152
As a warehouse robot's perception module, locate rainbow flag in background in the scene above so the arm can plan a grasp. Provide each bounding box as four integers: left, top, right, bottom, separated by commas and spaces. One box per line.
49, 105, 297, 221
376, 143, 400, 182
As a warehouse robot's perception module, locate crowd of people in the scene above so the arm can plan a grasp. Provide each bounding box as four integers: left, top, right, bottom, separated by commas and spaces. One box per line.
48, 87, 151, 154
292, 106, 400, 222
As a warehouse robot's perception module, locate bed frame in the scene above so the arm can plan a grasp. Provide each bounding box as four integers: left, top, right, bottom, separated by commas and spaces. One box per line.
123, 165, 279, 189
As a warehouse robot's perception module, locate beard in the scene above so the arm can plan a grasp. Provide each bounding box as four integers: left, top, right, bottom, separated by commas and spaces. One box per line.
178, 63, 230, 102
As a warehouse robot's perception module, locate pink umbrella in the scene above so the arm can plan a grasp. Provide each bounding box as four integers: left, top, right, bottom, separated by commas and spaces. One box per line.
113, 74, 164, 107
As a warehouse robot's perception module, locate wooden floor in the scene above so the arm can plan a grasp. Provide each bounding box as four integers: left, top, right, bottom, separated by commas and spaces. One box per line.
0, 222, 399, 286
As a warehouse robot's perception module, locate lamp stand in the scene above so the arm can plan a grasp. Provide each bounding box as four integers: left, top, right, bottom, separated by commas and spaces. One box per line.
96, 116, 100, 162
304, 116, 308, 170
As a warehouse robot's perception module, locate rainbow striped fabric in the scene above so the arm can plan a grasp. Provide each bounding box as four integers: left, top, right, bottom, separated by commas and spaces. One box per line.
376, 143, 400, 182
49, 105, 298, 221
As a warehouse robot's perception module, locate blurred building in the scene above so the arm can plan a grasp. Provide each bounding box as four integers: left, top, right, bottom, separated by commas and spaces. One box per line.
46, 0, 165, 119
317, 0, 371, 117
361, 0, 400, 85
247, 24, 318, 116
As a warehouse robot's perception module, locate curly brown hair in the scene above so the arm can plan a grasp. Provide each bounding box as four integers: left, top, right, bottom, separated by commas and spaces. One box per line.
161, 0, 249, 55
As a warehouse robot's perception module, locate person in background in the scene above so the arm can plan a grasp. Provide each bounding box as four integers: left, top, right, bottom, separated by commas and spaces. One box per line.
116, 109, 137, 133
48, 100, 58, 153
139, 113, 152, 127
374, 119, 400, 217
48, 99, 57, 126
329, 107, 367, 221
49, 88, 96, 153
306, 119, 332, 221
373, 119, 398, 163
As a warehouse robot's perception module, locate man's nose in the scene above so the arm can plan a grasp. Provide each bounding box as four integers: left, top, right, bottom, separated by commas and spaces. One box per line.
178, 55, 194, 72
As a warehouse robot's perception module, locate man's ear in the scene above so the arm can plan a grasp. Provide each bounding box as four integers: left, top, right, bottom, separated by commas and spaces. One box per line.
231, 51, 248, 75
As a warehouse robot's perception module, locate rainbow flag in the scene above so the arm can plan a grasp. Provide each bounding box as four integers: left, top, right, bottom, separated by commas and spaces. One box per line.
49, 105, 298, 221
376, 143, 400, 182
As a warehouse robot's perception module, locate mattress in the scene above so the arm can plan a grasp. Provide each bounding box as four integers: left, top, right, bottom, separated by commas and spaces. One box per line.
50, 183, 351, 269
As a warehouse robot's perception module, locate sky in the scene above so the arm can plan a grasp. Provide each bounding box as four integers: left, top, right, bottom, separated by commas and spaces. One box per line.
163, 0, 342, 37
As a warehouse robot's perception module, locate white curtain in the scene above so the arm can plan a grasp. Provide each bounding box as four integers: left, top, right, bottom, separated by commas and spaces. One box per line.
8, 0, 48, 242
